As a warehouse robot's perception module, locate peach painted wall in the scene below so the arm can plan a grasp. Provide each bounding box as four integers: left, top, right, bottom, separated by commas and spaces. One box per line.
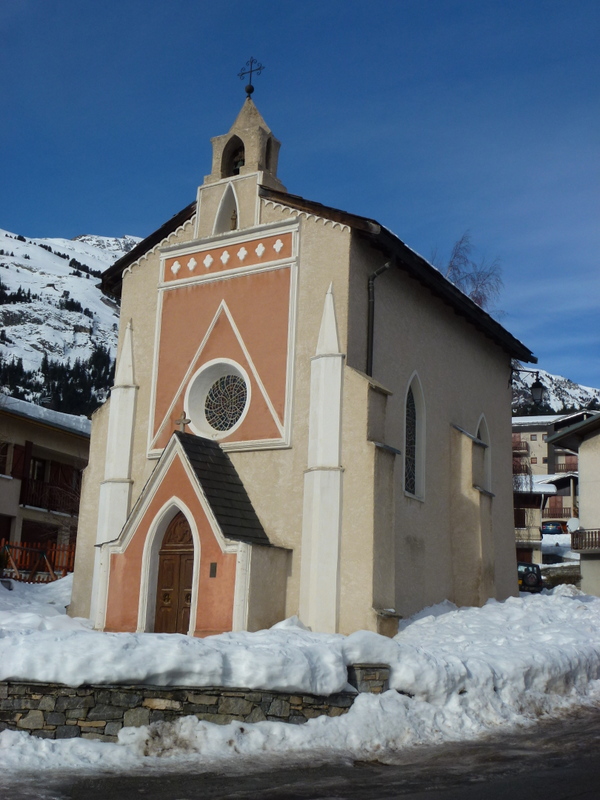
151, 266, 291, 449
104, 453, 237, 636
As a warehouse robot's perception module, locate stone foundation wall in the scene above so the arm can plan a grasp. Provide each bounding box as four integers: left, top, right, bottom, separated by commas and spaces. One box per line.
0, 664, 390, 742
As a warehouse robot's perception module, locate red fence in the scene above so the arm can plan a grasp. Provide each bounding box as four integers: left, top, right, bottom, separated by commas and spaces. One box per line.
0, 538, 76, 582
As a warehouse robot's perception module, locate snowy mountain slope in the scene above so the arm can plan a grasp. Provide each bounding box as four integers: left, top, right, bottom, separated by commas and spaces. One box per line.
0, 228, 139, 374
512, 367, 600, 413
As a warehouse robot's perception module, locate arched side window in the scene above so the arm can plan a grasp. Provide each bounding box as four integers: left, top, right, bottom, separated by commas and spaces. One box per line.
404, 375, 425, 499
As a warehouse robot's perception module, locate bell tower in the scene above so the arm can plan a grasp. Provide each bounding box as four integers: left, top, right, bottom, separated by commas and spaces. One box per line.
204, 98, 286, 192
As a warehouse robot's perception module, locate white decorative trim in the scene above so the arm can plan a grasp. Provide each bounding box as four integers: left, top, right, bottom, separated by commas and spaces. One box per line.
203, 254, 213, 269
122, 217, 196, 280
111, 439, 238, 556
237, 246, 247, 262
273, 238, 283, 253
220, 250, 230, 265
232, 542, 251, 631
171, 261, 181, 276
261, 199, 351, 233
255, 243, 265, 257
187, 257, 197, 271
184, 358, 251, 441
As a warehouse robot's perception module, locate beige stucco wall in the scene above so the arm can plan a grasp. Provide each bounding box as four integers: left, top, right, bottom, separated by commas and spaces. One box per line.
246, 544, 290, 631
347, 236, 518, 617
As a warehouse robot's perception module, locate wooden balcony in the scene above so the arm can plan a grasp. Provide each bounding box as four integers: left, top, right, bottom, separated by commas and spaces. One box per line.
512, 440, 529, 454
513, 462, 530, 475
542, 507, 571, 519
571, 529, 600, 552
515, 528, 542, 544
20, 478, 80, 516
555, 462, 578, 473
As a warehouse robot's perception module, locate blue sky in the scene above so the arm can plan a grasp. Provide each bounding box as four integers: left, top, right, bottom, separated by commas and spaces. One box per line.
1, 1, 599, 387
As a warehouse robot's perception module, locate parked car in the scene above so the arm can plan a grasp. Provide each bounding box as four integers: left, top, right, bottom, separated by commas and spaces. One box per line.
517, 562, 544, 593
541, 520, 568, 536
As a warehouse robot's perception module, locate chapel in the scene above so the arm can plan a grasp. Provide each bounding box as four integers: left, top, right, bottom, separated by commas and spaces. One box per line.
69, 97, 535, 636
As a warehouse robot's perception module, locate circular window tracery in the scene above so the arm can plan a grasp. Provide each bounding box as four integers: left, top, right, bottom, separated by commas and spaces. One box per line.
204, 374, 247, 431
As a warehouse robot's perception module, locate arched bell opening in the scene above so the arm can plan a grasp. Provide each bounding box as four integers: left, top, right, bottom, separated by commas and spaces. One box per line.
221, 135, 245, 178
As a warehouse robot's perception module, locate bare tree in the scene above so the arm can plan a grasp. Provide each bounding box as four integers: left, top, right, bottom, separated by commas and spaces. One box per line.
432, 231, 503, 311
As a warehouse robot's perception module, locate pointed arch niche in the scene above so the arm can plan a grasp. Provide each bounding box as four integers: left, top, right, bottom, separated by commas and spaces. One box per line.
474, 414, 492, 492
404, 374, 426, 500
214, 183, 240, 235
137, 500, 200, 634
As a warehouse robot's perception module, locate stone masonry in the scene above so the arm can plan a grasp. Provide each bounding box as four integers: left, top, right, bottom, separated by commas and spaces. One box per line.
0, 664, 390, 742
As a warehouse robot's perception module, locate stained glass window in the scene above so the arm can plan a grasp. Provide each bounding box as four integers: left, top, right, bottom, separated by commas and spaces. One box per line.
405, 387, 416, 494
204, 374, 247, 431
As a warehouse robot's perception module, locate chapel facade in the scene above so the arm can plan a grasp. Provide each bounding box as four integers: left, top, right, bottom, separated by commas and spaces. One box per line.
69, 99, 535, 636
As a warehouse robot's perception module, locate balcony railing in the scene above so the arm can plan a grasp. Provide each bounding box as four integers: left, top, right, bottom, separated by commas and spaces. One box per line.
20, 479, 80, 516
513, 463, 530, 475
571, 529, 600, 551
515, 528, 542, 543
555, 463, 578, 473
512, 440, 529, 454
542, 507, 571, 519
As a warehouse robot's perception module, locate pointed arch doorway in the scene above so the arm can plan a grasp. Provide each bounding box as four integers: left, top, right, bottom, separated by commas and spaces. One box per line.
154, 512, 195, 634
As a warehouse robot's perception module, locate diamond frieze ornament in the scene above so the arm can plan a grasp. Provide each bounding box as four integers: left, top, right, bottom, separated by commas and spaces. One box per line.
221, 250, 230, 265
273, 239, 284, 253
187, 257, 197, 271
171, 261, 181, 275
237, 247, 248, 261
203, 254, 214, 269
255, 242, 265, 257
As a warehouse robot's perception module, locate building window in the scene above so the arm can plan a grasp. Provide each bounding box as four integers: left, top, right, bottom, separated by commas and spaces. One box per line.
531, 457, 538, 464
530, 434, 537, 441
29, 458, 46, 482
204, 375, 247, 432
404, 376, 425, 498
543, 434, 548, 442
0, 443, 8, 475
542, 457, 548, 464
405, 388, 417, 494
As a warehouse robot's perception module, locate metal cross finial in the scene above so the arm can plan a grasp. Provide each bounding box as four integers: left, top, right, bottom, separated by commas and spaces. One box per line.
238, 57, 264, 97
175, 411, 191, 433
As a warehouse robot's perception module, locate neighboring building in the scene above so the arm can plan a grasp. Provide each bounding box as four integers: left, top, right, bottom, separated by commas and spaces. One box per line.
512, 411, 596, 563
70, 98, 535, 637
0, 395, 90, 546
549, 413, 600, 594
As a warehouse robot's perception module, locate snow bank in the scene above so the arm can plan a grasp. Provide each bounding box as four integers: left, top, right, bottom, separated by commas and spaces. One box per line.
2, 577, 600, 773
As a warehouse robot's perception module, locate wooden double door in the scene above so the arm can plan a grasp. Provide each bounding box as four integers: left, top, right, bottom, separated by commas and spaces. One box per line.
154, 513, 194, 634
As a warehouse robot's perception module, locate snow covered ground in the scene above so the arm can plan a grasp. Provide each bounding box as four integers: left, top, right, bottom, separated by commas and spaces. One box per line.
1, 577, 600, 775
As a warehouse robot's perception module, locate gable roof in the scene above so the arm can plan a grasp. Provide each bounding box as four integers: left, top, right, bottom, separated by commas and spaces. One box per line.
173, 431, 270, 547
547, 412, 600, 451
101, 187, 535, 363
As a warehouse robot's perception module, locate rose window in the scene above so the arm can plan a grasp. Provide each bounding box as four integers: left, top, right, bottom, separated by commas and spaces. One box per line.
204, 375, 248, 432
